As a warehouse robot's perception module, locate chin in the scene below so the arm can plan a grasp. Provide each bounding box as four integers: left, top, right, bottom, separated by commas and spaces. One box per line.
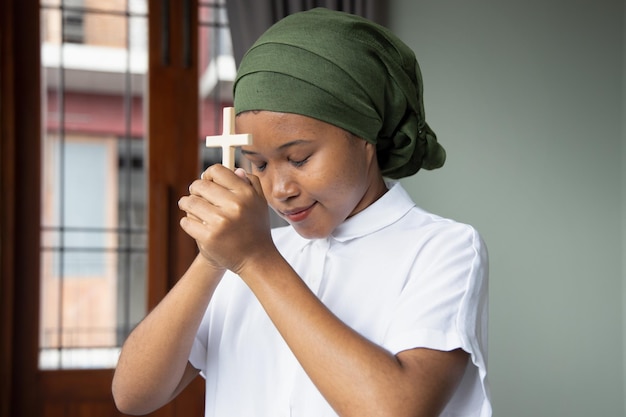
291, 224, 331, 240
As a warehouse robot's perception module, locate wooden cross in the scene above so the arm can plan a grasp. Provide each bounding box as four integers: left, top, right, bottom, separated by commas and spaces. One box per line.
205, 107, 253, 170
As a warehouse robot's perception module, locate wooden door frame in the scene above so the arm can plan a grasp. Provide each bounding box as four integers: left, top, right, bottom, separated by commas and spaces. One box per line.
147, 0, 200, 309
1, 0, 42, 416
1, 0, 203, 416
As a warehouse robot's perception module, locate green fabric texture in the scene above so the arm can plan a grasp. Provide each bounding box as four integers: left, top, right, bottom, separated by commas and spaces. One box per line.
233, 8, 445, 178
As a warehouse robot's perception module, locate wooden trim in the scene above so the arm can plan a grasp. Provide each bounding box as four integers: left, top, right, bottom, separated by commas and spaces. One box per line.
0, 0, 16, 415
147, 0, 200, 308
39, 371, 204, 417
1, 0, 42, 416
40, 370, 117, 402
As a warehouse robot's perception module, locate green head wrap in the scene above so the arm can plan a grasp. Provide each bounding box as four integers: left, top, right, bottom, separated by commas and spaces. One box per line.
233, 8, 445, 178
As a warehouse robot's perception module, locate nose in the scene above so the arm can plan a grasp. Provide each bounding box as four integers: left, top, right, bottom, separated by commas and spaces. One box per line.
267, 166, 299, 202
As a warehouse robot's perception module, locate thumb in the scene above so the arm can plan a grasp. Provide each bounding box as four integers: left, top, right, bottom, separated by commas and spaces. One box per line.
234, 167, 251, 185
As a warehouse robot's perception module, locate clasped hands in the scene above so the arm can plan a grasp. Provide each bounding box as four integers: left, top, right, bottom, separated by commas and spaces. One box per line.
178, 164, 274, 276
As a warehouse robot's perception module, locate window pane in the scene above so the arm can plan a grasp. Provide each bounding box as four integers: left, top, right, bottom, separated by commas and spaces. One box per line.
199, 0, 235, 170
40, 0, 148, 370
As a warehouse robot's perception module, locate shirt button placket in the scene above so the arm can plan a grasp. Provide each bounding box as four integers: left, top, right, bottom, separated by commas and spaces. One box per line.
308, 238, 330, 294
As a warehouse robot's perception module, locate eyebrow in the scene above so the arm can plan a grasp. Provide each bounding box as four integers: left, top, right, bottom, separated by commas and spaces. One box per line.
240, 139, 311, 156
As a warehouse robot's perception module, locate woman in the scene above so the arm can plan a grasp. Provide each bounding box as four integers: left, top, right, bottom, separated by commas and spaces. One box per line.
112, 8, 491, 417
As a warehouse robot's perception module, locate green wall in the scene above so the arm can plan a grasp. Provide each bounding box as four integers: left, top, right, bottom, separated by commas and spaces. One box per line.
388, 0, 625, 415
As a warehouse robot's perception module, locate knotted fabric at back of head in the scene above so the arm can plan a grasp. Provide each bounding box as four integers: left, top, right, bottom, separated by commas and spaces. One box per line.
233, 8, 445, 178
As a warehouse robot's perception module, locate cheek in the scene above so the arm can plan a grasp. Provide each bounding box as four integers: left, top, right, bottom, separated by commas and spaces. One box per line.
320, 162, 368, 208
337, 150, 371, 189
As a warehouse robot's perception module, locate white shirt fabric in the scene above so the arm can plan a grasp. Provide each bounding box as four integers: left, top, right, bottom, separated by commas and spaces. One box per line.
189, 181, 491, 417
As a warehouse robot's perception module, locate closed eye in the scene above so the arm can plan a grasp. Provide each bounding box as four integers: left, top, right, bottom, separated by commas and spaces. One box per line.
290, 156, 310, 168
252, 162, 267, 172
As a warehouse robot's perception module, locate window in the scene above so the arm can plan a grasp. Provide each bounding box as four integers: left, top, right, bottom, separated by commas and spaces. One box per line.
39, 0, 235, 371
40, 0, 148, 369
62, 0, 84, 43
199, 0, 236, 168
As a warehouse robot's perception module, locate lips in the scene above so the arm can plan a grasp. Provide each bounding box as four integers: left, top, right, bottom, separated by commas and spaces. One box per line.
280, 203, 316, 223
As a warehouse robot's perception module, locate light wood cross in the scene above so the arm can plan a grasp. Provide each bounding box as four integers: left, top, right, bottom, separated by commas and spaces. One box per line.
205, 107, 253, 170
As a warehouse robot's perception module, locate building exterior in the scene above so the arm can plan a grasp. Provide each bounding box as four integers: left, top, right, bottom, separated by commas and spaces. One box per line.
39, 0, 233, 369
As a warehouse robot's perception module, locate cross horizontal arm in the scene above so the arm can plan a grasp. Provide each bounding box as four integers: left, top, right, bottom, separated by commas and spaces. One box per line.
205, 107, 253, 170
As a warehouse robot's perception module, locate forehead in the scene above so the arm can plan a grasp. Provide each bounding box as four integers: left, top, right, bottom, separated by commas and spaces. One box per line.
236, 111, 349, 152
236, 111, 326, 132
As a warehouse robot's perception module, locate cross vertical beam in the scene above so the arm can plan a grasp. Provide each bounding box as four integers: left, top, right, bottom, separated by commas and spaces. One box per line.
205, 107, 253, 170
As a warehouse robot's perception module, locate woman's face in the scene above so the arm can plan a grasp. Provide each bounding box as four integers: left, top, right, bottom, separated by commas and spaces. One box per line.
237, 111, 387, 239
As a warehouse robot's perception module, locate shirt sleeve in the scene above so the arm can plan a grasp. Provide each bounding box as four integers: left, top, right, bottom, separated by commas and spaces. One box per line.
189, 306, 211, 375
383, 221, 488, 351
383, 221, 491, 416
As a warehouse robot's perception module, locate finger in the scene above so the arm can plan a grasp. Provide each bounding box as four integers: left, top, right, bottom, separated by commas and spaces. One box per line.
188, 212, 202, 222
178, 194, 218, 223
234, 167, 252, 185
202, 164, 253, 192
201, 163, 243, 180
247, 174, 265, 197
179, 215, 209, 242
188, 178, 239, 208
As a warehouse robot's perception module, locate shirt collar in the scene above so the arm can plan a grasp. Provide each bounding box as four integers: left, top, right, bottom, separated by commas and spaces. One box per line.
329, 180, 415, 242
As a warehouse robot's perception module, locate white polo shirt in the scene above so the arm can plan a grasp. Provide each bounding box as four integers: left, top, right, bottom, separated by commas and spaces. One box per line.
189, 181, 491, 417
